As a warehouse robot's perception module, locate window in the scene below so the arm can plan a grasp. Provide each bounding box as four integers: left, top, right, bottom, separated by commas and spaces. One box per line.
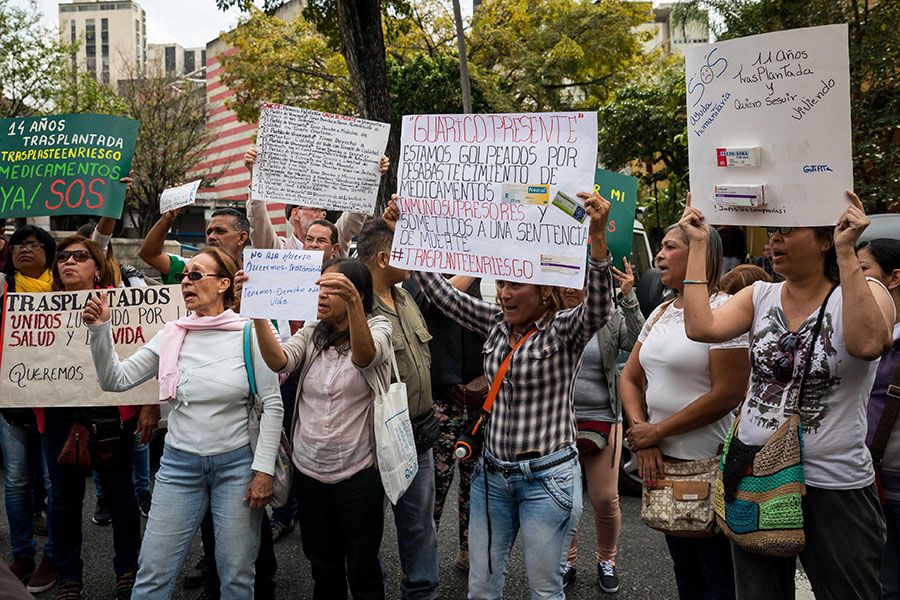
85, 19, 96, 77
184, 50, 195, 74
165, 46, 176, 75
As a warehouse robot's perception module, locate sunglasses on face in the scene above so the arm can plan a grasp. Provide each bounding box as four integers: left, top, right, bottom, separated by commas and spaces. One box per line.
174, 271, 221, 283
774, 331, 800, 383
767, 227, 795, 237
11, 241, 44, 253
56, 250, 92, 263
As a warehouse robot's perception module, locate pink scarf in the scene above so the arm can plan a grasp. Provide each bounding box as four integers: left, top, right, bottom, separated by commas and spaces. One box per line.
157, 309, 247, 401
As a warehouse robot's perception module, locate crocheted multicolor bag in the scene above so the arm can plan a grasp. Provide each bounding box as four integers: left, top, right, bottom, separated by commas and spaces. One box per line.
714, 413, 806, 557
714, 284, 836, 558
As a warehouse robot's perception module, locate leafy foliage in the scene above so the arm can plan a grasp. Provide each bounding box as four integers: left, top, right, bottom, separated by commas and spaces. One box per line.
0, 0, 73, 117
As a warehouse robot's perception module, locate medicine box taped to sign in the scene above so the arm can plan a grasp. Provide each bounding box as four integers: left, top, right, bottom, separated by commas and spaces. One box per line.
239, 249, 323, 322
684, 24, 852, 226
0, 114, 139, 219
250, 103, 390, 213
0, 286, 186, 408
390, 112, 599, 288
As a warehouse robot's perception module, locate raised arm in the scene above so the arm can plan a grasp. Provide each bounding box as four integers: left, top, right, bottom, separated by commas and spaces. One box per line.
555, 192, 614, 348
84, 293, 160, 391
835, 192, 893, 359
679, 196, 755, 343
253, 317, 291, 372
138, 210, 179, 276
244, 147, 287, 251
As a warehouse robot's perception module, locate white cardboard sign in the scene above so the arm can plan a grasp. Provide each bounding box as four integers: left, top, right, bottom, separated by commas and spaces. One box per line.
389, 112, 598, 287
684, 24, 852, 226
239, 248, 322, 321
0, 287, 186, 407
159, 180, 201, 213
250, 103, 390, 213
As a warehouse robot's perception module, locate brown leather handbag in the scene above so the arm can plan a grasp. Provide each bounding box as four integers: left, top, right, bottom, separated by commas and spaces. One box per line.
449, 375, 489, 413
57, 421, 91, 469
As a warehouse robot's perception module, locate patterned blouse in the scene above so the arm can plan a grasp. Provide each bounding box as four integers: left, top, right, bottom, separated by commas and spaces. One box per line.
413, 254, 613, 461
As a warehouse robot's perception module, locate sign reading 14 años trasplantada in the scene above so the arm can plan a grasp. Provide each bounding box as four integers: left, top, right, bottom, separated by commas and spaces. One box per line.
0, 113, 139, 219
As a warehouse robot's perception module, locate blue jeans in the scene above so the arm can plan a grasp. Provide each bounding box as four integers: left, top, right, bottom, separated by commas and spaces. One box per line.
93, 433, 151, 497
42, 409, 140, 584
665, 533, 735, 600
0, 414, 53, 559
391, 448, 439, 599
468, 446, 582, 600
132, 444, 262, 600
885, 498, 900, 600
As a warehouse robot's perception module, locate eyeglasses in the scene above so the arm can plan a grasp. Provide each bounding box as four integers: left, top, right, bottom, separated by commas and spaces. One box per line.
173, 271, 221, 283
11, 241, 44, 253
766, 227, 795, 237
774, 331, 800, 383
56, 250, 92, 263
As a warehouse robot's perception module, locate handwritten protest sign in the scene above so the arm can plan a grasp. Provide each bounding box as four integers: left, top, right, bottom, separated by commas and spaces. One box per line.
594, 169, 638, 261
250, 103, 390, 213
684, 24, 852, 226
389, 112, 598, 287
0, 114, 139, 219
159, 180, 202, 213
0, 286, 186, 408
239, 249, 323, 321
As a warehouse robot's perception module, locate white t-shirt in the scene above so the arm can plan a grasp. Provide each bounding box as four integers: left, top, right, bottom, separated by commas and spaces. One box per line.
739, 281, 889, 490
638, 293, 749, 459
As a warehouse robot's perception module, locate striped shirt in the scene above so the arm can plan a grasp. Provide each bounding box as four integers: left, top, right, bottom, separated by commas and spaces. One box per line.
413, 254, 614, 461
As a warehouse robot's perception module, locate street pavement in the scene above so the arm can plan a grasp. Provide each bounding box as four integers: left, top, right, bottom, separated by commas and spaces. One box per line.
1, 470, 815, 599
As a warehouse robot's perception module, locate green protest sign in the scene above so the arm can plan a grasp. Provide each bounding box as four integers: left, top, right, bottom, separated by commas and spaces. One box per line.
594, 168, 638, 261
0, 114, 138, 219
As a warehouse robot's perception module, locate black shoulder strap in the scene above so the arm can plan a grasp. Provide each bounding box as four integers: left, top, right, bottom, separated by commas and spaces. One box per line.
794, 284, 838, 413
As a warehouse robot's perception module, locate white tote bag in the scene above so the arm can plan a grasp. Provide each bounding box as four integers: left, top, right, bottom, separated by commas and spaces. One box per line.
373, 350, 419, 504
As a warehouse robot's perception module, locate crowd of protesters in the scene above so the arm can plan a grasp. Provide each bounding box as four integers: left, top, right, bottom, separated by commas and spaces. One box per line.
0, 146, 897, 600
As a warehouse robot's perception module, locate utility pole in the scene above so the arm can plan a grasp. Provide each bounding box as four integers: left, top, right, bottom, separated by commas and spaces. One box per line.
452, 0, 473, 113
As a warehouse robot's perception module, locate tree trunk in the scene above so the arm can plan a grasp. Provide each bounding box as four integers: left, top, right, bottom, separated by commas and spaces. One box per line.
452, 0, 473, 114
335, 0, 397, 212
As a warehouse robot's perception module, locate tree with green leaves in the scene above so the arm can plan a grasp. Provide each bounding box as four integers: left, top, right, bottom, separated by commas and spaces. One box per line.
598, 62, 689, 239
0, 0, 73, 117
676, 0, 899, 211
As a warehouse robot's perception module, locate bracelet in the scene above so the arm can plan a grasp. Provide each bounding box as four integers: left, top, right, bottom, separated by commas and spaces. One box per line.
682, 279, 709, 285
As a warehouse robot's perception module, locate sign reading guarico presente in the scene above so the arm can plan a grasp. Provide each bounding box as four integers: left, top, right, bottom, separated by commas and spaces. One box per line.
0, 113, 139, 219
0, 286, 185, 408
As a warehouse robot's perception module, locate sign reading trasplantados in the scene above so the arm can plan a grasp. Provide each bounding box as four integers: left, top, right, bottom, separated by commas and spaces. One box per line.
0, 114, 139, 219
0, 286, 186, 408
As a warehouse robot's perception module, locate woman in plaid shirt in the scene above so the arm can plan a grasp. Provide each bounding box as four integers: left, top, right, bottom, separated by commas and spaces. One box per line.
384, 192, 614, 599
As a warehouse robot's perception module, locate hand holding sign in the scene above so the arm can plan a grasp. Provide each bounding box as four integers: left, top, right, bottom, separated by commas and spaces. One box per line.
677, 192, 711, 246
581, 192, 611, 258
83, 292, 111, 325
833, 191, 869, 252
317, 272, 363, 308
382, 195, 400, 231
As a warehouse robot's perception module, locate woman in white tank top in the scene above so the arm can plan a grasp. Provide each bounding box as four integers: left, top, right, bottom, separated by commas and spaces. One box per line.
679, 192, 894, 600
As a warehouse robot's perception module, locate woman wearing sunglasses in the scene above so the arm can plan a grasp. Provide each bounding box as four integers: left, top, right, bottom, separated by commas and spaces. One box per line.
0, 225, 59, 593
679, 192, 894, 600
621, 223, 750, 600
38, 235, 144, 600
82, 247, 283, 599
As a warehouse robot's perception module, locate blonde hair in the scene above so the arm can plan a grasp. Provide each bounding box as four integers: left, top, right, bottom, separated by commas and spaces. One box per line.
720, 264, 772, 295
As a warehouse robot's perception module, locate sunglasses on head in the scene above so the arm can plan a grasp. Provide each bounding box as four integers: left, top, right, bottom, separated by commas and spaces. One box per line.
56, 250, 92, 263
774, 331, 800, 383
766, 227, 795, 237
174, 271, 221, 283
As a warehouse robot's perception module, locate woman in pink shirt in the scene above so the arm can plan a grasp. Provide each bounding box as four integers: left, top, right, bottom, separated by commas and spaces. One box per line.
250, 257, 393, 600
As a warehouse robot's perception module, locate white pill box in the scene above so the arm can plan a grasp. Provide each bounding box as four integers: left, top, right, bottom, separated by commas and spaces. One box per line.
716, 147, 761, 167
714, 184, 766, 207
